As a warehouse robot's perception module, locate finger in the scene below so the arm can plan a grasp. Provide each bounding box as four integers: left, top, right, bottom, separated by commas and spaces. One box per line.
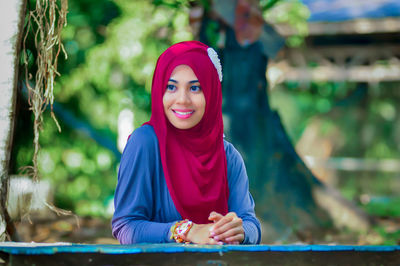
213, 227, 243, 242
207, 237, 223, 245
209, 211, 219, 217
209, 218, 232, 237
208, 211, 223, 222
225, 235, 244, 243
210, 213, 236, 232
210, 212, 230, 221
212, 217, 242, 236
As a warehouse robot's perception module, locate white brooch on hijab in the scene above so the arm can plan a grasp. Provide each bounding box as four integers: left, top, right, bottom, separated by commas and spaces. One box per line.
207, 47, 223, 82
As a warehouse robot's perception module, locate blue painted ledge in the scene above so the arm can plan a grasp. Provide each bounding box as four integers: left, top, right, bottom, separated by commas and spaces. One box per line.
0, 243, 399, 255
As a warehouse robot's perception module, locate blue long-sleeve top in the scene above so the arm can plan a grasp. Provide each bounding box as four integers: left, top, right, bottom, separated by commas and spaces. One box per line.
112, 125, 261, 244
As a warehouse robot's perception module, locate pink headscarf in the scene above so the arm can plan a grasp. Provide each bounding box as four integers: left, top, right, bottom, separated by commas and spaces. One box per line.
145, 41, 229, 223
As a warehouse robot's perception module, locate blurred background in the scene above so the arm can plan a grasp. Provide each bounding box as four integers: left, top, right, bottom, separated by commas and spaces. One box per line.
9, 0, 400, 244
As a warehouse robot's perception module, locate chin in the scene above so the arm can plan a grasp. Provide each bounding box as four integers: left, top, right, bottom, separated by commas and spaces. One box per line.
171, 121, 195, 130
174, 124, 191, 130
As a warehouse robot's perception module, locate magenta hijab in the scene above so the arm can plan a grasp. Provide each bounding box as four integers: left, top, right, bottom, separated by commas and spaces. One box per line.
145, 41, 229, 223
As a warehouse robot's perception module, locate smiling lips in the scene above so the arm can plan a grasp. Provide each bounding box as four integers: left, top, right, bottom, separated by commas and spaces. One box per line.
172, 109, 194, 119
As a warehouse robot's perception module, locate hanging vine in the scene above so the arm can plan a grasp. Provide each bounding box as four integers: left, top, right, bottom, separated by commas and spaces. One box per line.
22, 0, 68, 182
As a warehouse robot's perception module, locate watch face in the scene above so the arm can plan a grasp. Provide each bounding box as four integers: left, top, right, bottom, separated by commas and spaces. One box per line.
177, 221, 192, 235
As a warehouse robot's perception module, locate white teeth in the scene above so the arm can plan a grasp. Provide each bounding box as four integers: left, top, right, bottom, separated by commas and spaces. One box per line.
174, 111, 193, 115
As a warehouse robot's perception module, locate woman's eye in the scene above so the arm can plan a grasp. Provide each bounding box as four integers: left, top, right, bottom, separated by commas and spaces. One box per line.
190, 85, 201, 92
166, 84, 176, 91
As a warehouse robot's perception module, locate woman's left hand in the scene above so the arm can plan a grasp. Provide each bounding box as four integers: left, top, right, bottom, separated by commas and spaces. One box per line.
208, 211, 244, 244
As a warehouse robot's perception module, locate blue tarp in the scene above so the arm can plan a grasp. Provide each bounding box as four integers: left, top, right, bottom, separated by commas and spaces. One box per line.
302, 0, 400, 22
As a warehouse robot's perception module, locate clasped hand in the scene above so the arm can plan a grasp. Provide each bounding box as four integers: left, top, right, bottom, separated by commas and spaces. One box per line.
184, 211, 244, 245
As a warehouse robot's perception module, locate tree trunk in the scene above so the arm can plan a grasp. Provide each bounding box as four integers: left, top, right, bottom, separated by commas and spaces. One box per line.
0, 0, 26, 241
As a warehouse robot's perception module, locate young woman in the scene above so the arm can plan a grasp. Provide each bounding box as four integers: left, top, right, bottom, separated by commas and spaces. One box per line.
112, 41, 261, 244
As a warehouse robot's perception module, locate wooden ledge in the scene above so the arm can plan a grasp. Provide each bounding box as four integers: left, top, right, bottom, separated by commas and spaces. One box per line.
1, 243, 399, 265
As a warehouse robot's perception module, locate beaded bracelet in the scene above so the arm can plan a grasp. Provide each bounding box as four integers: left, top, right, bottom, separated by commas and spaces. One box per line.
170, 219, 193, 243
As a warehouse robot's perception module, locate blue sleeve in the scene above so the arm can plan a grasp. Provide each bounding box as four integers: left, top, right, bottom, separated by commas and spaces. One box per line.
225, 141, 262, 244
111, 126, 175, 244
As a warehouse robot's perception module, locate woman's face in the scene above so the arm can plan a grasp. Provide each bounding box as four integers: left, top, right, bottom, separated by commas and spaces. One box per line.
163, 64, 206, 130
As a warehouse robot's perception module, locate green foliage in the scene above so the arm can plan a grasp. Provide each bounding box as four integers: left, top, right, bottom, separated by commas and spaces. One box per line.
270, 81, 400, 160
362, 196, 400, 217
270, 80, 400, 235
260, 0, 282, 10
373, 225, 400, 245
263, 0, 310, 47
152, 0, 194, 9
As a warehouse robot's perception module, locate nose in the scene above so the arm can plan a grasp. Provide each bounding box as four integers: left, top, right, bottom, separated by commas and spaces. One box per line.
176, 88, 190, 104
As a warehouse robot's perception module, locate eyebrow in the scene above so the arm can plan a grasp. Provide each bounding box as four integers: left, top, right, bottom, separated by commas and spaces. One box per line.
168, 79, 199, 84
